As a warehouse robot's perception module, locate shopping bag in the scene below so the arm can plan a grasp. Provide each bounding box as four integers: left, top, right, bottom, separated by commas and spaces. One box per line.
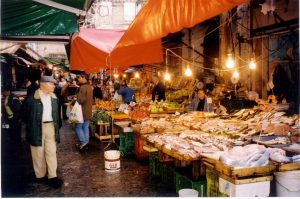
66, 105, 71, 118
68, 102, 83, 123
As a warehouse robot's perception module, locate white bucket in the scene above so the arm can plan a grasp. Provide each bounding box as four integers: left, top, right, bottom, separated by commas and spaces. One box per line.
178, 189, 198, 197
274, 170, 300, 197
104, 150, 120, 172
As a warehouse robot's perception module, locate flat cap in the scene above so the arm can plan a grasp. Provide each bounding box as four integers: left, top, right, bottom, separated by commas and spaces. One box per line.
40, 76, 57, 84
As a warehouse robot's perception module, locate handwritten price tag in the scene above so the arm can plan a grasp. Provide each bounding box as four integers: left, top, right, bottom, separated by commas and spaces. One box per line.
261, 122, 269, 131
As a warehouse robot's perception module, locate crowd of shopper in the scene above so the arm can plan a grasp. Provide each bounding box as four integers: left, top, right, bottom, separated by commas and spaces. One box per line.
1, 71, 233, 190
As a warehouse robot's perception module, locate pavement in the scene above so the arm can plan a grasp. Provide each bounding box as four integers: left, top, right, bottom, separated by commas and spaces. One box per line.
1, 121, 177, 197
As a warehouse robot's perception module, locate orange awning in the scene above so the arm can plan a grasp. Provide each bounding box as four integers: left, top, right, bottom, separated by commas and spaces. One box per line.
70, 29, 163, 73
114, 0, 249, 49
70, 0, 249, 73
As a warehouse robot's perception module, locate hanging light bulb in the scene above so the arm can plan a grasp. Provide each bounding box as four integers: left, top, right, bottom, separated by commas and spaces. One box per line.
233, 70, 239, 79
113, 73, 119, 78
249, 58, 256, 70
123, 74, 127, 78
226, 54, 235, 69
185, 67, 192, 77
134, 72, 140, 78
164, 72, 171, 81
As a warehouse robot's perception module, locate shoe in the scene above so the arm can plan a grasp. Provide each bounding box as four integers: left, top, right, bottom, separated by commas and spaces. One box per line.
78, 143, 89, 152
47, 177, 63, 188
35, 176, 47, 184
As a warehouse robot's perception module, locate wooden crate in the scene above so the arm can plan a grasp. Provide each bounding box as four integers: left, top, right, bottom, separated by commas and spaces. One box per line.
204, 158, 277, 179
219, 173, 273, 185
277, 162, 300, 172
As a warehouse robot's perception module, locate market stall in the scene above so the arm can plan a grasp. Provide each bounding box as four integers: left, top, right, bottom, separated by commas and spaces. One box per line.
132, 106, 300, 197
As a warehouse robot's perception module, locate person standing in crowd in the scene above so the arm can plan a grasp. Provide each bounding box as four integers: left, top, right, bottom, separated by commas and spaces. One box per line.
2, 86, 22, 143
151, 76, 166, 101
75, 73, 93, 152
117, 82, 134, 104
93, 81, 103, 103
112, 83, 123, 101
188, 89, 213, 112
27, 69, 41, 97
27, 79, 39, 97
54, 79, 63, 128
61, 80, 70, 120
23, 76, 63, 188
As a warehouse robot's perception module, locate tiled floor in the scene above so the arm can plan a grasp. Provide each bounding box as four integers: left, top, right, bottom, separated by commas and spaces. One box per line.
1, 122, 176, 197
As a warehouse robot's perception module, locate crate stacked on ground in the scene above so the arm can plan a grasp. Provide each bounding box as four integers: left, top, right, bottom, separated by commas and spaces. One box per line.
119, 131, 134, 155
203, 157, 277, 197
149, 152, 160, 178
148, 151, 176, 189
175, 171, 207, 197
204, 161, 228, 197
115, 121, 134, 155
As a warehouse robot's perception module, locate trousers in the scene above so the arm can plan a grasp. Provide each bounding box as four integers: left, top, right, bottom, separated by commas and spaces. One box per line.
30, 123, 57, 178
75, 120, 90, 145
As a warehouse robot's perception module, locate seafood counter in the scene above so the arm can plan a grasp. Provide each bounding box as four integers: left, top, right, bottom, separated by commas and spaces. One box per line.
137, 107, 300, 169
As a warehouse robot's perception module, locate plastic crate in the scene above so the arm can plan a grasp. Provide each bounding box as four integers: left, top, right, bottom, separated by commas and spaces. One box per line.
149, 152, 160, 177
206, 164, 228, 197
175, 172, 207, 197
160, 163, 176, 189
118, 131, 134, 154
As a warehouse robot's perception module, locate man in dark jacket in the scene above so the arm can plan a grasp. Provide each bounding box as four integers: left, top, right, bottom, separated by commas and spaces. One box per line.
151, 76, 166, 101
93, 82, 103, 102
24, 76, 63, 188
75, 73, 93, 152
2, 86, 22, 143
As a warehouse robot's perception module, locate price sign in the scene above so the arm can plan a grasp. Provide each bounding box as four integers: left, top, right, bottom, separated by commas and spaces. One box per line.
207, 97, 212, 104
261, 122, 269, 131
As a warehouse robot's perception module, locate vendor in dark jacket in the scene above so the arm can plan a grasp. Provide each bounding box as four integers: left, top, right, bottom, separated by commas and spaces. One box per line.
24, 76, 63, 188
188, 89, 213, 112
151, 76, 166, 101
118, 82, 134, 104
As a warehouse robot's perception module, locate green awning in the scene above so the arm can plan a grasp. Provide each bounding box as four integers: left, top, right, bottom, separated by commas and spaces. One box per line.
1, 0, 85, 36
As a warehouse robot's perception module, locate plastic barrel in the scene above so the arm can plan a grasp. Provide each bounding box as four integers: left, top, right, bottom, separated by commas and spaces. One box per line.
104, 150, 121, 172
274, 170, 300, 197
178, 189, 198, 197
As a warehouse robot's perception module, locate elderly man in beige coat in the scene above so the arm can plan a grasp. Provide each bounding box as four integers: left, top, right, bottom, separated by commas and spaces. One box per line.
75, 73, 93, 152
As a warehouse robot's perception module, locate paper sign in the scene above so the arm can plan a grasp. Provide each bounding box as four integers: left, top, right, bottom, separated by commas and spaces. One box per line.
261, 122, 269, 130
207, 97, 212, 104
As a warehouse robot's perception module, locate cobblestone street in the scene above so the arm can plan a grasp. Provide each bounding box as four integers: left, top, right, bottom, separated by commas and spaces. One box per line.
1, 122, 176, 197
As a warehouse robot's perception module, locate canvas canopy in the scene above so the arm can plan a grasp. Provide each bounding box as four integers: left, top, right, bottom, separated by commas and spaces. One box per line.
70, 28, 162, 73
114, 0, 249, 48
1, 0, 86, 36
70, 0, 248, 73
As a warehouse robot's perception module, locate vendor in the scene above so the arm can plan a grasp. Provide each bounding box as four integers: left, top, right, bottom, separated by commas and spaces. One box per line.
117, 82, 134, 104
188, 89, 213, 112
151, 76, 166, 101
213, 98, 227, 115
